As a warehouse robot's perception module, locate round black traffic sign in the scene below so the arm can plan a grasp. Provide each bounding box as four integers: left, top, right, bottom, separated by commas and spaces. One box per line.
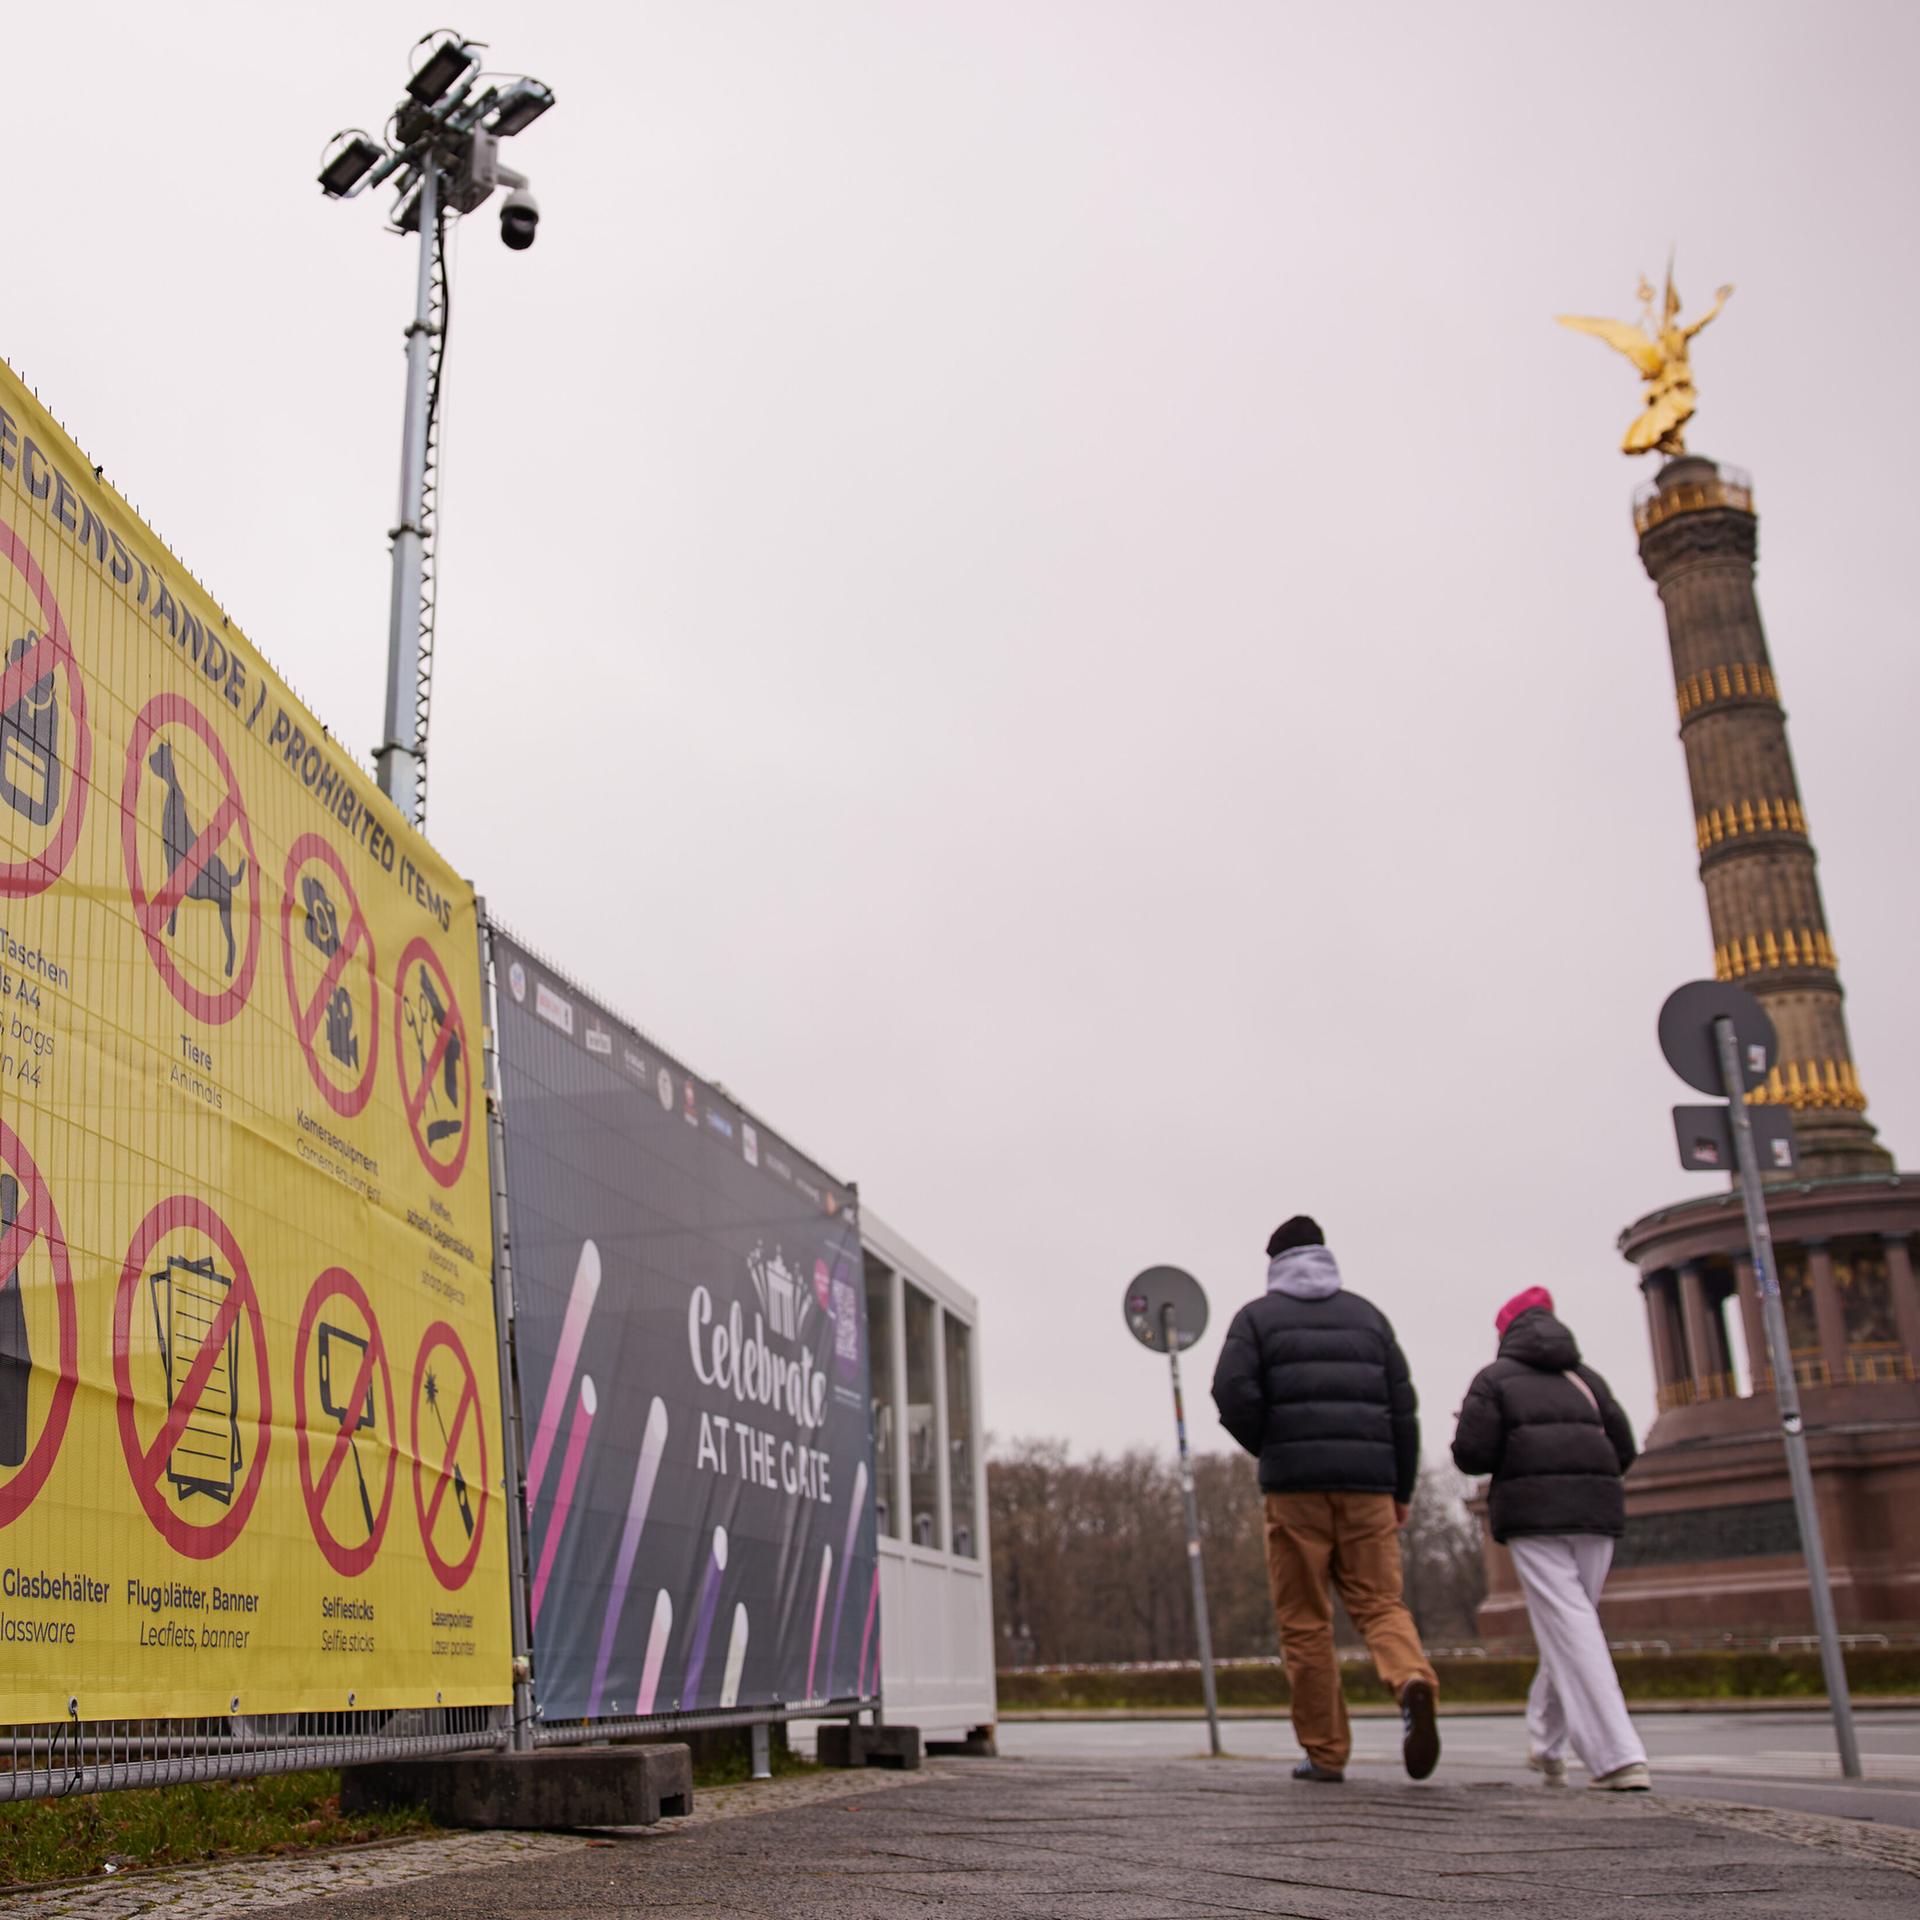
1658, 980, 1777, 1097
1123, 1266, 1208, 1353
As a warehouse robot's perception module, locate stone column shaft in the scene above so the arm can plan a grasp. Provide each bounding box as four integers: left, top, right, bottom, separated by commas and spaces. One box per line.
1642, 1273, 1683, 1402
1678, 1262, 1722, 1398
1636, 459, 1892, 1176
1805, 1241, 1848, 1386
1884, 1235, 1920, 1380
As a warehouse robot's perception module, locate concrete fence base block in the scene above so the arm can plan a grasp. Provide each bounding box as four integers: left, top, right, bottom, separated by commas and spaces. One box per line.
816, 1723, 922, 1771
341, 1743, 694, 1830
925, 1724, 997, 1758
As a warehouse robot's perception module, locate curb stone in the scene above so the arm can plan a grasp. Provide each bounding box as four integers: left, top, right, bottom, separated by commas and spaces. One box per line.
0, 1834, 589, 1920
1671, 1797, 1920, 1881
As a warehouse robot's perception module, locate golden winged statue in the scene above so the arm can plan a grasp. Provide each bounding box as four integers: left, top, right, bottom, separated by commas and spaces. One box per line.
1558, 264, 1733, 456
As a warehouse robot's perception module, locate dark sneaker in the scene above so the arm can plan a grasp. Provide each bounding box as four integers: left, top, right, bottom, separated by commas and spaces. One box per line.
1292, 1759, 1345, 1783
1400, 1679, 1439, 1780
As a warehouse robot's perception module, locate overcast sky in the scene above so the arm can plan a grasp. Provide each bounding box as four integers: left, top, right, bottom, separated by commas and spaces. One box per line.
10, 1, 1918, 1467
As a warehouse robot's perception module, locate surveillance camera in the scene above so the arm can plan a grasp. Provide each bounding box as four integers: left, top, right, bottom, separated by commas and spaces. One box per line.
500, 185, 539, 251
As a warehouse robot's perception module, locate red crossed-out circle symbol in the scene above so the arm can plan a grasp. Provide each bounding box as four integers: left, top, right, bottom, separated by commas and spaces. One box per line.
280, 835, 379, 1117
294, 1268, 396, 1579
0, 1120, 78, 1527
121, 693, 260, 1026
113, 1196, 272, 1558
0, 518, 91, 898
410, 1321, 488, 1591
394, 936, 471, 1188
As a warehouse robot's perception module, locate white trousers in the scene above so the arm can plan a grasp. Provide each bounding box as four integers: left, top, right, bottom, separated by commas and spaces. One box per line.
1507, 1533, 1646, 1778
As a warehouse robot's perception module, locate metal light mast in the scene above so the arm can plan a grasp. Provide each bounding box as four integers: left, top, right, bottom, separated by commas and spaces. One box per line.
318, 31, 554, 827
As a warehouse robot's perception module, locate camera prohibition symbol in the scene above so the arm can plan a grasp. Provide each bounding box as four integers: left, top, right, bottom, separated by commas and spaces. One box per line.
1123, 1266, 1208, 1353
1658, 979, 1778, 1097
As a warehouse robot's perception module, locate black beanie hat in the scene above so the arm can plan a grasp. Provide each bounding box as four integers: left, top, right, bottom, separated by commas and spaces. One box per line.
1267, 1215, 1324, 1258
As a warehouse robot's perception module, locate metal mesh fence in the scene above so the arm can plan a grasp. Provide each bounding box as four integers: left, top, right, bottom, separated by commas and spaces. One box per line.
0, 927, 876, 1803
529, 1698, 871, 1749
0, 1705, 505, 1801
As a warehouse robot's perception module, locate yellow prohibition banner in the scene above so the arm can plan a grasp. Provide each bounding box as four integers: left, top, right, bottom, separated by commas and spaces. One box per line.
0, 359, 509, 1720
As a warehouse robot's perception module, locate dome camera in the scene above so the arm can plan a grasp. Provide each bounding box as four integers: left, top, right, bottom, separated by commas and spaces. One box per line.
500, 185, 539, 251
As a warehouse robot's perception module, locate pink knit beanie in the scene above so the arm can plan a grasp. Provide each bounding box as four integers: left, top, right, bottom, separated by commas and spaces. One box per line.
1495, 1286, 1554, 1336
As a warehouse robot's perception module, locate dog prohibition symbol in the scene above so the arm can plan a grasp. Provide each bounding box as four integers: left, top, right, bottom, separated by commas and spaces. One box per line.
149, 740, 248, 977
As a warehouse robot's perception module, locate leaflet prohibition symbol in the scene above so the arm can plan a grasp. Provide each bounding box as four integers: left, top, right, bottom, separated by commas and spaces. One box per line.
113, 1195, 273, 1558
121, 692, 260, 1025
0, 1120, 77, 1529
0, 519, 91, 897
294, 1268, 396, 1578
281, 834, 379, 1117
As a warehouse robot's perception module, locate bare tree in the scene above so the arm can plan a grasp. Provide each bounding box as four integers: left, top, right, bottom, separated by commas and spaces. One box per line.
990, 1443, 1487, 1666
1399, 1464, 1487, 1645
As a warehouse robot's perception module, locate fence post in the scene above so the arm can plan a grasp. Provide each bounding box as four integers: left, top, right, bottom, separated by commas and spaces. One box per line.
477, 905, 537, 1751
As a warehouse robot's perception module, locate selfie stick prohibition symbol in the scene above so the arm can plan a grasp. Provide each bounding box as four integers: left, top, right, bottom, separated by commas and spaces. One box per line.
1658, 979, 1860, 1781
1123, 1266, 1222, 1758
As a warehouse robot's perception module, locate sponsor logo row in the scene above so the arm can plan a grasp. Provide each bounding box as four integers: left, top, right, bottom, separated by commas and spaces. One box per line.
502, 957, 846, 1217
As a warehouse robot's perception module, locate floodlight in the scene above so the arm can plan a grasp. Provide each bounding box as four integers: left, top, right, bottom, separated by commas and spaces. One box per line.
487, 79, 555, 137
318, 132, 383, 199
407, 35, 476, 105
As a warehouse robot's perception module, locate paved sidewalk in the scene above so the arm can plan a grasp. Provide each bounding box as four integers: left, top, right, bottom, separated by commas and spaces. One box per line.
231, 1756, 1916, 1918
0, 1771, 926, 1920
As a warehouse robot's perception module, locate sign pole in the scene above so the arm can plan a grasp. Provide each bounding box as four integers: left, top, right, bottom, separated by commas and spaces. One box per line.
1713, 1014, 1861, 1780
1162, 1304, 1223, 1758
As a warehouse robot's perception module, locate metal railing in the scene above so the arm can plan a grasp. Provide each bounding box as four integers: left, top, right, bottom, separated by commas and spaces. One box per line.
1654, 1369, 1740, 1412
1744, 1347, 1915, 1394
1845, 1345, 1918, 1385
1633, 463, 1755, 534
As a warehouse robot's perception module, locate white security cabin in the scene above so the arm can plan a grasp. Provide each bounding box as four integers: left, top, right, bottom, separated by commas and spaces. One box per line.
862, 1212, 995, 1747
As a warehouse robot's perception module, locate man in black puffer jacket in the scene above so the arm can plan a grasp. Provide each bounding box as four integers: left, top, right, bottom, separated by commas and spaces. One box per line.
1452, 1286, 1650, 1791
1212, 1216, 1438, 1785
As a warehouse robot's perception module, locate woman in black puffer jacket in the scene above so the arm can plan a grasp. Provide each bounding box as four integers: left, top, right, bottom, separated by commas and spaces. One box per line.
1453, 1287, 1650, 1792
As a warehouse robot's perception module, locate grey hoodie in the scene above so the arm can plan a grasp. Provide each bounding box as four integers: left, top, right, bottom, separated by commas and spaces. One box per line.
1266, 1245, 1343, 1301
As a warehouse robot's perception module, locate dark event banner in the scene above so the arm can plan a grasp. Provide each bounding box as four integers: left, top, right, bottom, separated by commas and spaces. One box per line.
491, 931, 877, 1721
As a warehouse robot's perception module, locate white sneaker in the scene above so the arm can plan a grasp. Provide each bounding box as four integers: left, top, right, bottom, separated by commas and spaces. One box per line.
1527, 1751, 1567, 1787
1588, 1762, 1653, 1792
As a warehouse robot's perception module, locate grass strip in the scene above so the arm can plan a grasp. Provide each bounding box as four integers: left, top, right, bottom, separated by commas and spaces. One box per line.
0, 1769, 433, 1887
0, 1737, 818, 1888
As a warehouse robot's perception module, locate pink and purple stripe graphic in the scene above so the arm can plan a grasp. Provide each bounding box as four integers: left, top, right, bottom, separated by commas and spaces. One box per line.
680, 1525, 728, 1709
586, 1395, 669, 1718
530, 1374, 596, 1627
857, 1564, 881, 1701
525, 1239, 601, 1508
804, 1543, 834, 1705
635, 1588, 673, 1716
719, 1602, 749, 1709
823, 1459, 867, 1698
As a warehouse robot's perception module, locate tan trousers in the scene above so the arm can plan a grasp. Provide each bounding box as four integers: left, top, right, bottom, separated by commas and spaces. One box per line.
1264, 1491, 1438, 1771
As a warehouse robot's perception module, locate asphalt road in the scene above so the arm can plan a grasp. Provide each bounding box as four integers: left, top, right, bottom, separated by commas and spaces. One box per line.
998, 1708, 1920, 1827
